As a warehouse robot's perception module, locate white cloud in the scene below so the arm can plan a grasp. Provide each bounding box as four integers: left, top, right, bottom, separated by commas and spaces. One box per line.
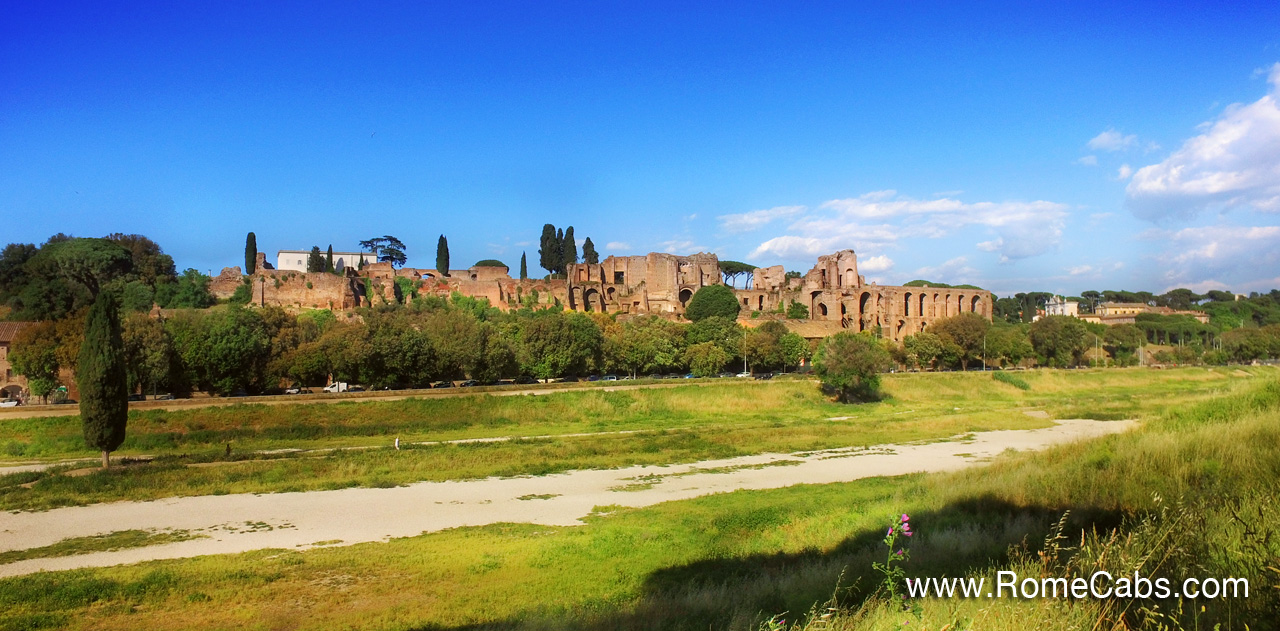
658, 239, 708, 255
1152, 224, 1280, 287
1068, 265, 1095, 276
1127, 63, 1280, 220
913, 257, 979, 282
717, 205, 806, 233
749, 235, 850, 259
859, 255, 894, 273
1076, 155, 1098, 166
748, 190, 1068, 263
1117, 164, 1133, 180
605, 241, 631, 251
1088, 128, 1138, 152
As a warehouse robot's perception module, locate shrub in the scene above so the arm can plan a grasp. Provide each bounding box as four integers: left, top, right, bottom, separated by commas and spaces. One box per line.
813, 332, 891, 402
993, 370, 1030, 390
684, 285, 741, 322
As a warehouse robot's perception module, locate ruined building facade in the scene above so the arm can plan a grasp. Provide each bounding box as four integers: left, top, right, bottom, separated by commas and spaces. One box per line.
565, 253, 721, 315
567, 249, 991, 341
210, 246, 988, 342
751, 250, 993, 341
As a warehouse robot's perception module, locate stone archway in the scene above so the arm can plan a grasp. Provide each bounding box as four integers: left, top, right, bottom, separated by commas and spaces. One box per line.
679, 288, 693, 308
818, 303, 828, 317
971, 295, 982, 315
584, 288, 601, 312
1, 385, 22, 399
903, 292, 912, 317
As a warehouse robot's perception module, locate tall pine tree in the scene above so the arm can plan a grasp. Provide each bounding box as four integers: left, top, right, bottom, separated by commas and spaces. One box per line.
520, 252, 528, 279
562, 226, 577, 269
79, 291, 128, 468
325, 245, 334, 273
244, 232, 257, 275
582, 237, 599, 264
437, 235, 450, 276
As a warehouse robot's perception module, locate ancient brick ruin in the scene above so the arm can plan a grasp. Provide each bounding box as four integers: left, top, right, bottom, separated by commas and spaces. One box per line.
209, 248, 989, 341
567, 249, 992, 341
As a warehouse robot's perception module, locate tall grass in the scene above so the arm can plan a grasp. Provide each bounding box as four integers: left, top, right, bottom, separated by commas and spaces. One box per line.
1, 371, 1276, 630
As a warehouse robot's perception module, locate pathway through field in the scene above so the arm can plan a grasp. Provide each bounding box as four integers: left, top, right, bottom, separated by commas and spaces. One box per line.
0, 418, 1133, 577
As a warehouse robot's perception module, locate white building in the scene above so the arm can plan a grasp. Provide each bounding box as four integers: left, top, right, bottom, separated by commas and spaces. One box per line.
276, 250, 377, 273
1044, 295, 1080, 317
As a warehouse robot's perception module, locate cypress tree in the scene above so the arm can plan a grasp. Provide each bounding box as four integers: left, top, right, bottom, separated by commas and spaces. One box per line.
436, 235, 450, 276
562, 226, 577, 269
307, 246, 324, 272
520, 252, 528, 280
245, 232, 257, 275
538, 224, 559, 275
555, 228, 565, 277
325, 245, 334, 273
79, 291, 128, 468
582, 237, 599, 264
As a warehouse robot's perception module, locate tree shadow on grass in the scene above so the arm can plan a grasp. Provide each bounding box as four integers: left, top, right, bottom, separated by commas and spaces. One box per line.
408, 496, 1128, 631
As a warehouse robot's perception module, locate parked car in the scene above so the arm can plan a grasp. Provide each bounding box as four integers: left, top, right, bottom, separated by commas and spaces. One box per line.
432, 381, 454, 389
587, 375, 602, 382
515, 376, 538, 385
322, 382, 349, 393
717, 372, 735, 379
0, 399, 20, 408
230, 389, 249, 397
736, 372, 751, 378
348, 385, 365, 392
753, 372, 774, 380
458, 380, 478, 387
602, 374, 618, 381
128, 394, 146, 402
682, 373, 695, 379
156, 393, 175, 400
284, 387, 302, 395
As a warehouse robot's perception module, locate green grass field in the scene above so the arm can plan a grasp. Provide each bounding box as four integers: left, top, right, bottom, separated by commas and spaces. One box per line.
1, 366, 1277, 631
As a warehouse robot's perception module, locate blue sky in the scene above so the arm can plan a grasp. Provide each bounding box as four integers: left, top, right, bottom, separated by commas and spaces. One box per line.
3, 2, 1280, 297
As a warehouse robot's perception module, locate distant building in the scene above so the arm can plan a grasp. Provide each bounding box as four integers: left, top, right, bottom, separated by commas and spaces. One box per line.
1079, 302, 1210, 326
1097, 302, 1148, 316
0, 322, 33, 400
1044, 295, 1079, 317
276, 250, 377, 273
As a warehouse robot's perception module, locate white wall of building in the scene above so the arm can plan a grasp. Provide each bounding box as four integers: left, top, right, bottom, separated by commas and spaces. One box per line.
276, 251, 376, 272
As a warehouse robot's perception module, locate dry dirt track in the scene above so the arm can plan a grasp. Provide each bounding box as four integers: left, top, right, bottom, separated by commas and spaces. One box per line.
0, 418, 1134, 578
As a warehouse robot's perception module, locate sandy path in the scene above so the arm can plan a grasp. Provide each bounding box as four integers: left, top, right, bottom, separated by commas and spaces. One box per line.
0, 418, 1132, 578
